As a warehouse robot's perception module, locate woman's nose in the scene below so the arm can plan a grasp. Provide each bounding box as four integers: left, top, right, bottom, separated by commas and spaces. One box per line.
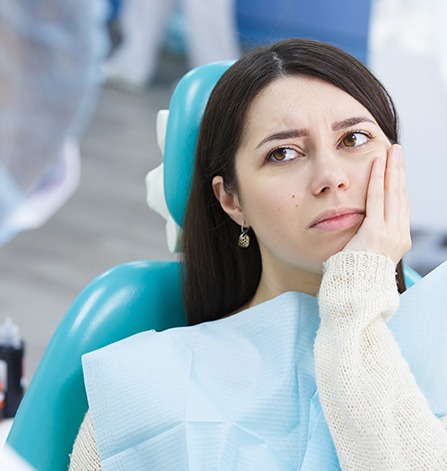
310, 155, 350, 196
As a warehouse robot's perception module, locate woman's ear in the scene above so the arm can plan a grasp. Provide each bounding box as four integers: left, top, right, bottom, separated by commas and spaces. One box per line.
212, 176, 245, 225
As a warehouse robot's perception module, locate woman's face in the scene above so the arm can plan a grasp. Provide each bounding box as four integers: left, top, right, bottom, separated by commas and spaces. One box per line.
214, 75, 392, 297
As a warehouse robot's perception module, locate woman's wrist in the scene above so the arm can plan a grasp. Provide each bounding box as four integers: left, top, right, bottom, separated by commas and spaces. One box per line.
318, 250, 399, 324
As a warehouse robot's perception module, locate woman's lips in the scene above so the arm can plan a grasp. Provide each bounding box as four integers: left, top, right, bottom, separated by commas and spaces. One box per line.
310, 210, 364, 232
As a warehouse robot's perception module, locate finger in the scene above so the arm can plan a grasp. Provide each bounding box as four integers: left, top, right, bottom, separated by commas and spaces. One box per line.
397, 146, 410, 220
396, 146, 411, 238
396, 145, 407, 194
384, 144, 402, 221
386, 145, 412, 256
388, 145, 410, 224
365, 156, 386, 223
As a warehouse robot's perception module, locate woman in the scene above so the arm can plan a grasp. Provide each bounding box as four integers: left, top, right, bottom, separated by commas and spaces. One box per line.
70, 39, 447, 470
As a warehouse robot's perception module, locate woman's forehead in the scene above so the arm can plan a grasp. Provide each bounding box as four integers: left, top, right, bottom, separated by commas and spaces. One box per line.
241, 76, 375, 143
249, 76, 370, 121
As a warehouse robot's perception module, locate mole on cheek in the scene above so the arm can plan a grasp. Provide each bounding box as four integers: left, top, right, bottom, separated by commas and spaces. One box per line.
292, 194, 295, 198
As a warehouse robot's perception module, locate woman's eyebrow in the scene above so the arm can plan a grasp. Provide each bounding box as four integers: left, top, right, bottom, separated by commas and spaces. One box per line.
256, 128, 309, 149
331, 116, 375, 131
255, 116, 376, 149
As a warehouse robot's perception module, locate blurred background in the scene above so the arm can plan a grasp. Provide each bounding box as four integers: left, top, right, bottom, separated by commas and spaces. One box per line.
0, 0, 446, 385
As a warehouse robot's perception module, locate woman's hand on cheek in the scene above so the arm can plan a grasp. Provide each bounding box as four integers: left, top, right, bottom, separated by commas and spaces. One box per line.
343, 144, 412, 265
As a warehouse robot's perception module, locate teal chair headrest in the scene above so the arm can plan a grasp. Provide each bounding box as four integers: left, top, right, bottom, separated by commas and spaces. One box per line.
163, 61, 233, 228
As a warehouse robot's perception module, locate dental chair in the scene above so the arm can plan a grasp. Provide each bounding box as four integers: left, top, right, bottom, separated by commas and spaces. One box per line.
6, 62, 422, 470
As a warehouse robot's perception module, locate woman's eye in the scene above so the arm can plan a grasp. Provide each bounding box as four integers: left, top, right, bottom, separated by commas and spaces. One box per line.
341, 132, 369, 148
267, 147, 299, 162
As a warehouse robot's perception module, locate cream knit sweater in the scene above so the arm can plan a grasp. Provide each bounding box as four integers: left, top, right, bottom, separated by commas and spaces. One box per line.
69, 251, 447, 470
315, 251, 447, 470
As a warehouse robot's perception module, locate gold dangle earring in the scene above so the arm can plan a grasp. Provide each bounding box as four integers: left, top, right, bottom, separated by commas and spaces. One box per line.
238, 222, 250, 248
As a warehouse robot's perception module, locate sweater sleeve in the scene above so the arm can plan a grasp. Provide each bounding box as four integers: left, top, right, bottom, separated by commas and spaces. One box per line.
69, 411, 101, 471
314, 250, 447, 471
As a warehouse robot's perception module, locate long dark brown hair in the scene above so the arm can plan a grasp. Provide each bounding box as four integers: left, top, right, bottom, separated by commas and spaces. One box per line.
182, 38, 405, 326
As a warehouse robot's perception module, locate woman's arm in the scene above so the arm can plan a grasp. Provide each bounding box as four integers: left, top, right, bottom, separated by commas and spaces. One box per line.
69, 411, 101, 471
314, 145, 447, 469
315, 249, 447, 470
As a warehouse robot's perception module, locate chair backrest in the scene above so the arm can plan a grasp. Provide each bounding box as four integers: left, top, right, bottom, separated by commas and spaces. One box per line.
163, 61, 232, 227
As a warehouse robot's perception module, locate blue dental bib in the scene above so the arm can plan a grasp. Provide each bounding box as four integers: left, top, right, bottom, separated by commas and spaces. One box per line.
83, 261, 447, 470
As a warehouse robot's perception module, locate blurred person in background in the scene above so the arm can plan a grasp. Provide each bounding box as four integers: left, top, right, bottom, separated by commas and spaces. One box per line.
104, 0, 241, 92
0, 0, 108, 247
